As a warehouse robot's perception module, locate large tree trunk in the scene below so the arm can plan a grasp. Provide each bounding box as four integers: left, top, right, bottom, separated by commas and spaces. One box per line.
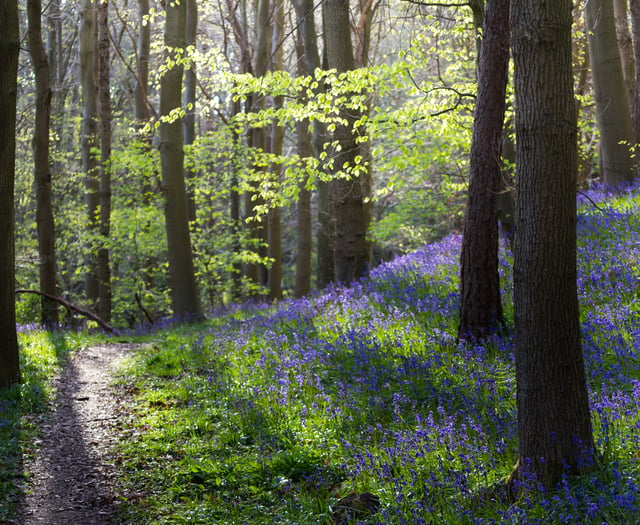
458, 0, 509, 341
80, 0, 100, 309
586, 0, 637, 186
0, 0, 21, 387
27, 0, 58, 326
97, 0, 112, 323
323, 0, 369, 285
511, 0, 595, 488
160, 0, 202, 320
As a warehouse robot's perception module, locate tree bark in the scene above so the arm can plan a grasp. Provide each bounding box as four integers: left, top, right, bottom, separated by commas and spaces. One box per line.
184, 0, 197, 222
629, 0, 640, 143
80, 0, 100, 308
97, 0, 112, 323
0, 0, 21, 388
268, 0, 285, 301
324, 0, 370, 285
586, 0, 637, 186
135, 0, 151, 122
243, 0, 270, 294
27, 0, 59, 326
613, 0, 635, 110
458, 0, 509, 341
160, 0, 202, 320
292, 0, 332, 289
511, 0, 595, 488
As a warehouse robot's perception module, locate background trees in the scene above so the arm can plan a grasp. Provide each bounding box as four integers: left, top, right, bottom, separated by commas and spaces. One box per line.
7, 0, 637, 331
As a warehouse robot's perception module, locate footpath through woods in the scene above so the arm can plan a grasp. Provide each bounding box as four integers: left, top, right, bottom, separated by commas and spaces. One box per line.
16, 344, 132, 525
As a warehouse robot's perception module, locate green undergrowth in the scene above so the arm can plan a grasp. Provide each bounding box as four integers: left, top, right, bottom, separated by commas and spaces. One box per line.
110, 188, 640, 524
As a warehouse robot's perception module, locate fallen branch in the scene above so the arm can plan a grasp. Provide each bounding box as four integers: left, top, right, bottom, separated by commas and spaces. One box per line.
15, 289, 121, 335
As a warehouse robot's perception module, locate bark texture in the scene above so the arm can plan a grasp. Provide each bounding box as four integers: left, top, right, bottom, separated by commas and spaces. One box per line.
458, 0, 509, 340
511, 0, 595, 487
324, 0, 370, 285
98, 0, 112, 323
160, 0, 202, 320
630, 0, 640, 143
80, 0, 100, 308
586, 0, 636, 186
614, 0, 635, 109
0, 0, 21, 388
135, 0, 151, 121
27, 0, 59, 326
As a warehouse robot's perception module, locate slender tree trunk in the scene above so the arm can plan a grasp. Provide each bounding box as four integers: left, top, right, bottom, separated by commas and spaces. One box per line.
244, 0, 270, 294
80, 0, 100, 308
292, 9, 315, 297
184, 0, 197, 222
292, 0, 332, 289
0, 0, 21, 387
160, 0, 202, 320
458, 0, 509, 341
614, 0, 635, 109
97, 0, 112, 323
511, 0, 595, 488
586, 0, 637, 186
268, 0, 285, 301
323, 0, 369, 285
135, 0, 151, 122
27, 0, 58, 326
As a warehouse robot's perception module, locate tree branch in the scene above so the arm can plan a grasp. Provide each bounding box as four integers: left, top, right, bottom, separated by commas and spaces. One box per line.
15, 289, 120, 335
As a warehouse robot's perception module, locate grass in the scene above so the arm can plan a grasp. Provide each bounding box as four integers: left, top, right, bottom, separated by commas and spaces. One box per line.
108, 183, 640, 523
2, 182, 639, 524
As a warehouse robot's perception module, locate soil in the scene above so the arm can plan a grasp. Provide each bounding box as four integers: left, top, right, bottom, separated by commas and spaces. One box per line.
15, 344, 134, 525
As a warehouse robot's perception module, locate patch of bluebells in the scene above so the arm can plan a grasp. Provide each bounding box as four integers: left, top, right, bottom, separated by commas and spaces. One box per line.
179, 183, 640, 523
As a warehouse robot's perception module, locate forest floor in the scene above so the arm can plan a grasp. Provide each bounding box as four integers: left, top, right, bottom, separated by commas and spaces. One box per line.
15, 344, 133, 525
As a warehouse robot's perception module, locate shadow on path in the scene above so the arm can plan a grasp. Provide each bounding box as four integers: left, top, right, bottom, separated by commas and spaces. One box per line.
18, 345, 130, 525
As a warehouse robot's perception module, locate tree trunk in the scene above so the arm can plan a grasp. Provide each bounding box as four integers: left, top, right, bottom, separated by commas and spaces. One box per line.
243, 0, 270, 295
184, 0, 197, 222
160, 0, 202, 320
292, 0, 332, 289
97, 0, 112, 323
613, 0, 635, 110
458, 0, 509, 341
135, 0, 151, 122
0, 0, 21, 387
511, 0, 595, 488
586, 0, 637, 186
80, 0, 100, 308
629, 0, 640, 144
268, 0, 285, 301
323, 0, 370, 285
27, 0, 59, 326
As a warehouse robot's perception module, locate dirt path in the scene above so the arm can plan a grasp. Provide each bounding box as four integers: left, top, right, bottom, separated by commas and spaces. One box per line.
17, 344, 133, 525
